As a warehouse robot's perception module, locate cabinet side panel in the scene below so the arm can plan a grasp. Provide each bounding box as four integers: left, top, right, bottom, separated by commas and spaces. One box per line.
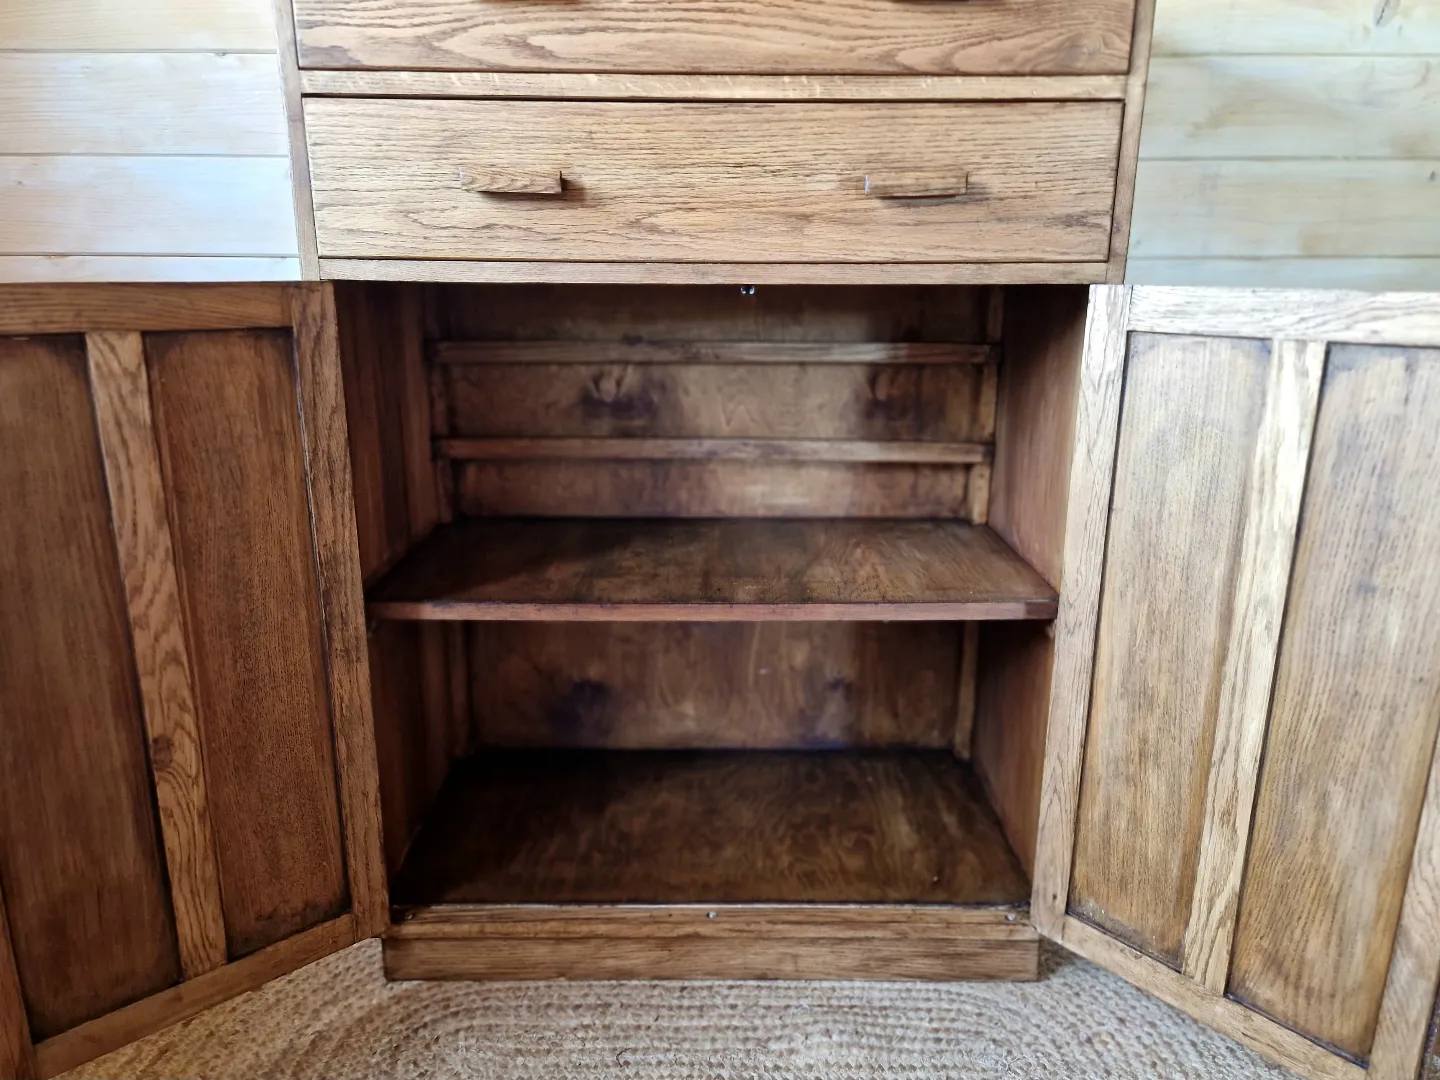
1068, 332, 1268, 965
1229, 344, 1440, 1060
0, 336, 181, 1038
147, 329, 348, 958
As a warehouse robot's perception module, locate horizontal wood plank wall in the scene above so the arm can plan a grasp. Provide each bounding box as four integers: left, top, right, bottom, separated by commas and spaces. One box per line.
0, 0, 299, 282
1128, 0, 1440, 288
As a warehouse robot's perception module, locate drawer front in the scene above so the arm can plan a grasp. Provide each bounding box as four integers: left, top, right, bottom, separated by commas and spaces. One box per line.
306, 99, 1122, 264
293, 0, 1138, 75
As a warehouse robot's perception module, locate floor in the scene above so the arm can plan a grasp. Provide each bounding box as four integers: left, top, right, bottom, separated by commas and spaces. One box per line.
62, 940, 1292, 1079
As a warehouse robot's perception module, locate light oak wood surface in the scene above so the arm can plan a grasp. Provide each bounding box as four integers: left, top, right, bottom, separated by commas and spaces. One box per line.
304, 99, 1121, 264
292, 0, 1136, 75
367, 519, 1057, 623
0, 0, 277, 49
1069, 331, 1269, 966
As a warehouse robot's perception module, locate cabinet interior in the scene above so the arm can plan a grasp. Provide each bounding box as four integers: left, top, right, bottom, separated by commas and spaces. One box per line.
336, 281, 1090, 919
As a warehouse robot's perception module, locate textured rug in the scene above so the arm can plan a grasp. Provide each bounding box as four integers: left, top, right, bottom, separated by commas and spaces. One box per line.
63, 940, 1292, 1079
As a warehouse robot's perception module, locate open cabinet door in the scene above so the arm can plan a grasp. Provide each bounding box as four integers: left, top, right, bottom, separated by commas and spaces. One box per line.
0, 284, 385, 1079
1033, 286, 1440, 1080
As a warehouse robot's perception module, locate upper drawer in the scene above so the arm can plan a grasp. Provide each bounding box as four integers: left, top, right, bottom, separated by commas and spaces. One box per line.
305, 99, 1122, 265
292, 0, 1138, 75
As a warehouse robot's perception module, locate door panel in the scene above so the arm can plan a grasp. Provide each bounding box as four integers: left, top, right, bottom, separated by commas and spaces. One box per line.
1229, 345, 1440, 1058
148, 329, 349, 957
1069, 332, 1268, 965
0, 285, 383, 1079
1038, 287, 1440, 1080
0, 335, 181, 1038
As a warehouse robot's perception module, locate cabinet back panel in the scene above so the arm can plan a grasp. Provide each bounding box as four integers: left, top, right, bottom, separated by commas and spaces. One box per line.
1069, 332, 1269, 965
468, 622, 963, 751
148, 329, 349, 958
0, 336, 180, 1038
1228, 344, 1440, 1059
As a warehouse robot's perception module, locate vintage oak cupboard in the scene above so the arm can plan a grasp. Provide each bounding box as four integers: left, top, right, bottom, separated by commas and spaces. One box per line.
1, 3, 1438, 1080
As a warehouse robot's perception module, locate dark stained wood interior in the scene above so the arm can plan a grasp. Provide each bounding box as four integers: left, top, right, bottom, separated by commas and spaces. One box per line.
392, 750, 1029, 907
368, 518, 1057, 622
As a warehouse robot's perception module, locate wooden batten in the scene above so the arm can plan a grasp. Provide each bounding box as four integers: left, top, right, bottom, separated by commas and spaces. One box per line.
86, 330, 228, 980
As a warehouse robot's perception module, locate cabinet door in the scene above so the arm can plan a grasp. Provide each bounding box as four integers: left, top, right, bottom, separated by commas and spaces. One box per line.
0, 284, 384, 1079
1035, 287, 1440, 1080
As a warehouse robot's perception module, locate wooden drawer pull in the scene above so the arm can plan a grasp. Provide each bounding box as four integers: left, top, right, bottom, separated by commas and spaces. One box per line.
460, 167, 563, 195
864, 171, 970, 198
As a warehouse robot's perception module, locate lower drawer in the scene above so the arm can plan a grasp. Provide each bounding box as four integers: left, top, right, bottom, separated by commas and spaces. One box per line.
304, 99, 1123, 265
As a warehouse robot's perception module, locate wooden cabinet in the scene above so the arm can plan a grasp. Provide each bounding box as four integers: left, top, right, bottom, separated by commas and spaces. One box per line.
0, 285, 384, 1079
276, 0, 1155, 284
1035, 288, 1440, 1080
2, 280, 1438, 1080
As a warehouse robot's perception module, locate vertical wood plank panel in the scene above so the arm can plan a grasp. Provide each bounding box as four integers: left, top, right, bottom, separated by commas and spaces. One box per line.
1068, 331, 1269, 965
1229, 344, 1440, 1059
1031, 285, 1130, 938
0, 335, 181, 1037
148, 327, 348, 957
1369, 730, 1440, 1080
86, 330, 228, 979
0, 881, 33, 1080
292, 284, 390, 938
1180, 338, 1324, 990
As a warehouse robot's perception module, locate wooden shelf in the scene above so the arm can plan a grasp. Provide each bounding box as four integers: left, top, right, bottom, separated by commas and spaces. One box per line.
367, 518, 1058, 622
391, 750, 1030, 907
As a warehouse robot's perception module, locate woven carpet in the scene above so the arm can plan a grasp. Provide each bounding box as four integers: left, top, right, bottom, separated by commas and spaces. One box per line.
63, 940, 1291, 1079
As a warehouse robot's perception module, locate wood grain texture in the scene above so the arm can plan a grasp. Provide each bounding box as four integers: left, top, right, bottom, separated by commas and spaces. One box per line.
31, 915, 356, 1080
1369, 723, 1440, 1080
301, 69, 1130, 101
305, 99, 1122, 263
424, 283, 994, 343
1151, 0, 1440, 55
1142, 56, 1440, 160
0, 53, 286, 156
0, 257, 301, 284
1228, 344, 1440, 1059
0, 156, 297, 257
274, 0, 322, 279
290, 285, 391, 939
1104, 0, 1155, 282
1069, 331, 1270, 966
1061, 917, 1365, 1080
439, 438, 988, 466
0, 0, 277, 49
433, 340, 994, 366
293, 0, 1136, 74
322, 259, 1113, 286
86, 331, 228, 980
0, 335, 181, 1038
147, 328, 348, 958
0, 284, 291, 333
467, 622, 964, 751
368, 519, 1057, 622
1030, 285, 1130, 938
455, 459, 978, 519
392, 751, 1029, 906
1180, 339, 1324, 991
0, 881, 34, 1080
385, 905, 1037, 983
437, 357, 996, 442
1131, 160, 1440, 260
1127, 288, 1440, 346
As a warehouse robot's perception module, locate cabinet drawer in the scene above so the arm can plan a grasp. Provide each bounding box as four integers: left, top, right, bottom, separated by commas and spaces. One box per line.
305, 99, 1123, 265
293, 0, 1138, 76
